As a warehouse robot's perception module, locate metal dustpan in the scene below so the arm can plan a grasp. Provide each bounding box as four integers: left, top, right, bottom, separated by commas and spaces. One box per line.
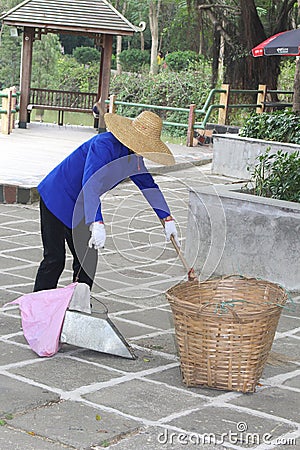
60, 283, 135, 359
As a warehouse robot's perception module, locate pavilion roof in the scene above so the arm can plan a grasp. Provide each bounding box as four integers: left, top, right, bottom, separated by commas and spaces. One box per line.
0, 0, 138, 36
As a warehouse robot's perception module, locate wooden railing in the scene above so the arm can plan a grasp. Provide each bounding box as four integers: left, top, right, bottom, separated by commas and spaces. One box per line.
1, 84, 294, 140
107, 84, 294, 146
0, 87, 19, 135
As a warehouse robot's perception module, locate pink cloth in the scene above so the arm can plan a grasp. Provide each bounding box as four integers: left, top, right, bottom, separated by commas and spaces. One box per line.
5, 283, 77, 357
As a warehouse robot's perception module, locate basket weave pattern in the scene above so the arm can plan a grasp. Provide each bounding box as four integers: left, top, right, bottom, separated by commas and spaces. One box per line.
166, 276, 287, 393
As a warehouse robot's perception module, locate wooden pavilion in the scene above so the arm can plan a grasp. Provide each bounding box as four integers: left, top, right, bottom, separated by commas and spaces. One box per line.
0, 0, 138, 129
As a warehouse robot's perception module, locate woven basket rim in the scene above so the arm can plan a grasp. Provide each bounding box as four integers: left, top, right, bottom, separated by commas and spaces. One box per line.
166, 275, 288, 319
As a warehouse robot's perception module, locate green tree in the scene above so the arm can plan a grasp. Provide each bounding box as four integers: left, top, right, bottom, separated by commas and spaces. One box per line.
0, 0, 19, 14
56, 55, 98, 92
118, 48, 150, 71
72, 46, 100, 65
187, 0, 297, 90
59, 35, 94, 54
0, 26, 21, 88
31, 34, 62, 88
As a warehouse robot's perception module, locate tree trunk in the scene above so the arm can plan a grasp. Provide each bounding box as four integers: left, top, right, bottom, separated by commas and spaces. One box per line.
116, 1, 127, 75
149, 0, 160, 75
292, 0, 300, 114
211, 24, 220, 87
116, 36, 122, 75
138, 12, 145, 51
293, 58, 300, 113
224, 0, 281, 89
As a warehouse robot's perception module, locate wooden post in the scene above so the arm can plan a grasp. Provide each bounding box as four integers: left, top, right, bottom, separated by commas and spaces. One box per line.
186, 103, 196, 147
218, 83, 230, 125
109, 94, 116, 113
256, 84, 267, 114
98, 34, 113, 132
1, 90, 8, 134
10, 86, 17, 130
1, 89, 12, 135
19, 27, 34, 128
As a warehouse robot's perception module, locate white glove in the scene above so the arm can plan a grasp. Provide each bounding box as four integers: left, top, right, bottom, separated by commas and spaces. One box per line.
88, 222, 106, 250
164, 218, 180, 248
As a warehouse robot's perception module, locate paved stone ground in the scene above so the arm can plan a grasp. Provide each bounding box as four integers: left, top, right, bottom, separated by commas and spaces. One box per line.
0, 147, 299, 448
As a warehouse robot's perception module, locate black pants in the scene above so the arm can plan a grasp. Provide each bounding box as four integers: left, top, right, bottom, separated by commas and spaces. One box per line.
34, 199, 98, 292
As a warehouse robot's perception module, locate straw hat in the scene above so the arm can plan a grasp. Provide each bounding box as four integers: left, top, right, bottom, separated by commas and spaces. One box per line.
104, 111, 175, 166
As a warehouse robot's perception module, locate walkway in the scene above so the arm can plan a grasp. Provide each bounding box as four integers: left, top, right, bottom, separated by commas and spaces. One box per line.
0, 124, 299, 449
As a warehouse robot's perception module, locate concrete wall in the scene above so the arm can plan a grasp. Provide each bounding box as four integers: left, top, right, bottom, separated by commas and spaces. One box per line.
212, 134, 300, 180
185, 184, 300, 292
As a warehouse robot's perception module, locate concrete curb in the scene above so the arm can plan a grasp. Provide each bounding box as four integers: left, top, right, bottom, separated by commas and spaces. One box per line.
0, 184, 39, 205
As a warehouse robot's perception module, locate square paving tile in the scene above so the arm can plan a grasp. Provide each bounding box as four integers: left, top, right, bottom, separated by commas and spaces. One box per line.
99, 270, 168, 288
276, 315, 300, 333
116, 307, 174, 330
83, 378, 208, 422
0, 272, 31, 287
3, 265, 38, 280
5, 220, 39, 233
2, 247, 42, 263
117, 267, 161, 281
132, 331, 178, 355
0, 427, 71, 450
0, 341, 38, 365
6, 333, 30, 346
0, 240, 26, 251
0, 314, 22, 335
5, 234, 42, 247
271, 336, 300, 361
0, 206, 39, 220
145, 366, 227, 398
0, 374, 60, 417
110, 318, 159, 339
9, 356, 122, 391
230, 386, 300, 422
0, 227, 27, 238
107, 426, 224, 450
0, 289, 21, 306
7, 399, 140, 449
282, 374, 300, 389
167, 405, 295, 447
104, 290, 168, 307
93, 276, 133, 294
144, 261, 186, 277
5, 283, 35, 295
91, 296, 141, 314
261, 359, 299, 380
0, 256, 34, 270
282, 301, 300, 317
75, 347, 176, 373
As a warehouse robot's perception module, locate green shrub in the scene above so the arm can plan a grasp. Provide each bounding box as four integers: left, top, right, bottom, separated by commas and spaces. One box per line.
239, 110, 300, 145
164, 50, 203, 72
109, 69, 211, 136
56, 56, 99, 91
118, 49, 150, 72
248, 148, 300, 202
72, 47, 100, 65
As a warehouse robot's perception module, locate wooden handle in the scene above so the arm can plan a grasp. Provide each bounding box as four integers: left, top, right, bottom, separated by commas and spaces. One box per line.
169, 235, 190, 272
160, 219, 197, 281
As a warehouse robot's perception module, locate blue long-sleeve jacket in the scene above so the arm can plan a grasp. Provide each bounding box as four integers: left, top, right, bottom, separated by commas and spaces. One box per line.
38, 132, 171, 229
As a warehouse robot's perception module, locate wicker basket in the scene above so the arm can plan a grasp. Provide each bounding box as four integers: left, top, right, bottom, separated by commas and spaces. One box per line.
166, 275, 287, 393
